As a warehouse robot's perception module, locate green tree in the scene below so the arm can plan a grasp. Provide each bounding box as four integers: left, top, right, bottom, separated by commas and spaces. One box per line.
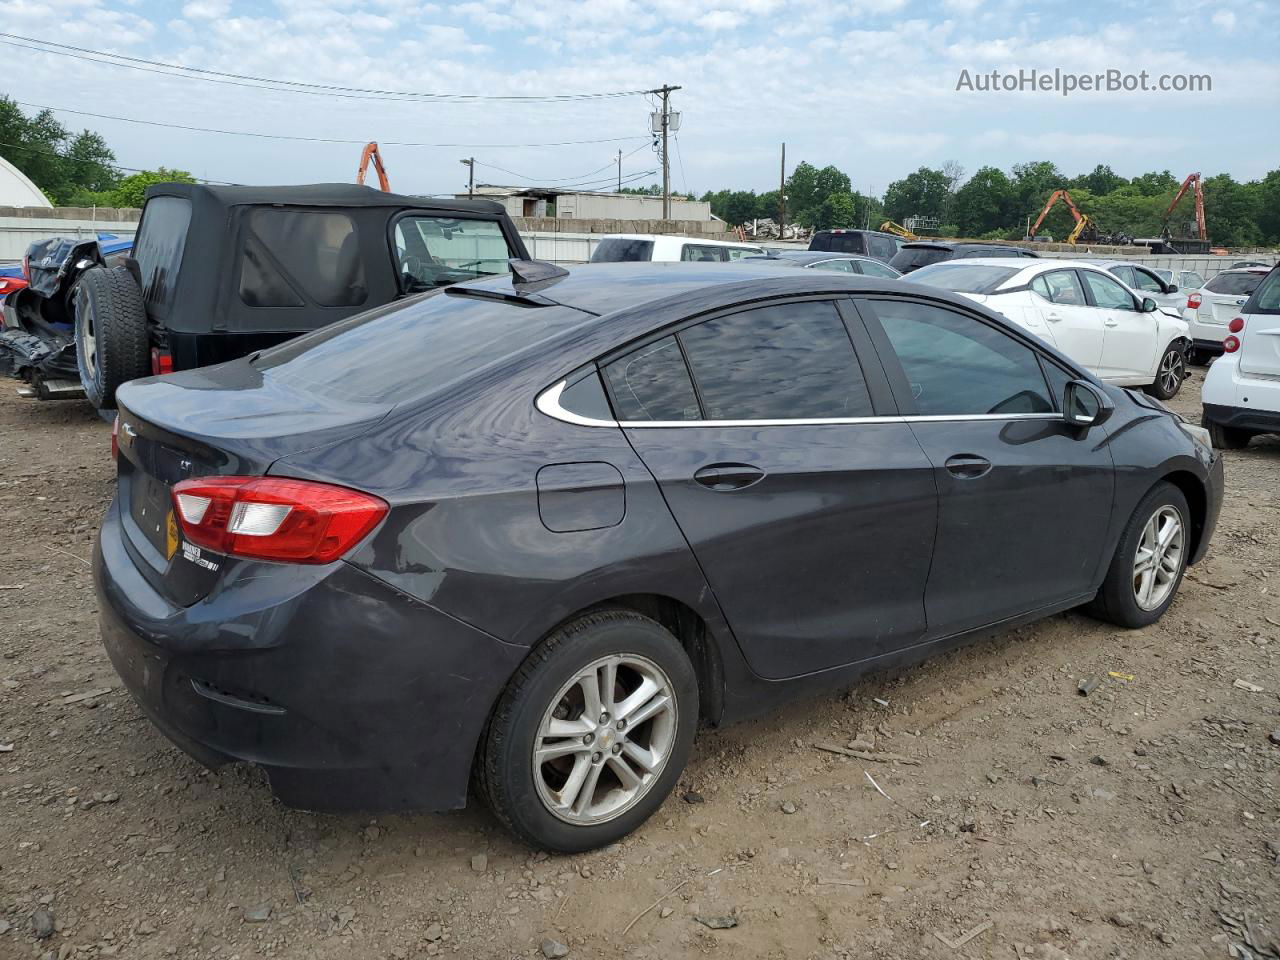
1069, 164, 1126, 196
812, 192, 857, 231
1253, 169, 1280, 244
952, 165, 1015, 237
785, 162, 852, 227
1200, 174, 1261, 247
0, 96, 122, 204
1129, 170, 1179, 197
105, 168, 197, 208
1010, 160, 1066, 223
883, 167, 950, 223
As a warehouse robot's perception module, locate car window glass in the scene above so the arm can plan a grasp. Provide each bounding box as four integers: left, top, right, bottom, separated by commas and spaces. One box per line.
394, 217, 512, 293
590, 238, 654, 262
678, 301, 872, 420
1130, 268, 1163, 293
858, 259, 900, 278
1205, 272, 1264, 296
1185, 272, 1204, 289
1109, 265, 1135, 285
133, 196, 191, 318
239, 209, 367, 307
811, 258, 854, 272
872, 299, 1054, 416
1249, 269, 1280, 312
680, 244, 728, 262
868, 235, 897, 260
1039, 358, 1073, 412
603, 336, 700, 421
814, 233, 865, 255
725, 247, 761, 260
1033, 270, 1086, 305
1082, 270, 1137, 310
558, 370, 613, 421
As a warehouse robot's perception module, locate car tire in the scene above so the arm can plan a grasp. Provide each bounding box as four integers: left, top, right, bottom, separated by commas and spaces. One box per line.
1084, 482, 1191, 629
478, 610, 698, 852
1143, 344, 1186, 400
1203, 417, 1253, 450
74, 265, 150, 410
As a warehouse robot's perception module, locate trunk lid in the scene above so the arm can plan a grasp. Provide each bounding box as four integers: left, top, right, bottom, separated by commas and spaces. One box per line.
113, 362, 392, 605
1203, 293, 1247, 326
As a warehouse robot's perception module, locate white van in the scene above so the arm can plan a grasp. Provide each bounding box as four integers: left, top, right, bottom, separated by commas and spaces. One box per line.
589, 234, 764, 264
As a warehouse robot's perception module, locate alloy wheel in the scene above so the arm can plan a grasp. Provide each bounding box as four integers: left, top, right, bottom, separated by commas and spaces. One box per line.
1158, 349, 1184, 396
1132, 505, 1184, 611
533, 654, 677, 825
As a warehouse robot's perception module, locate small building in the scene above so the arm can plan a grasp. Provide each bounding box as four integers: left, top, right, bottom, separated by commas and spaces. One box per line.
0, 155, 51, 207
459, 185, 715, 223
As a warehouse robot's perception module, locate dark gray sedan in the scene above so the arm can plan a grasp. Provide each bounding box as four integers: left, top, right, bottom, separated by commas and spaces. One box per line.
96, 261, 1223, 852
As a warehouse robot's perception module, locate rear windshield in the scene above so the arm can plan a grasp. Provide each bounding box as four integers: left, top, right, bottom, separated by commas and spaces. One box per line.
889, 246, 950, 272
1205, 272, 1265, 296
907, 261, 1022, 294
810, 233, 866, 255
591, 238, 654, 262
254, 291, 588, 404
1243, 268, 1280, 314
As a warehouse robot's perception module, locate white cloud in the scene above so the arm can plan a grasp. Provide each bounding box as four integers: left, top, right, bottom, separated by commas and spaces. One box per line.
1211, 9, 1236, 31
182, 0, 230, 19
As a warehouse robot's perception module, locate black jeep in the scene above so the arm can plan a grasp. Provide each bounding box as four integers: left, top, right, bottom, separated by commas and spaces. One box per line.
0, 182, 530, 409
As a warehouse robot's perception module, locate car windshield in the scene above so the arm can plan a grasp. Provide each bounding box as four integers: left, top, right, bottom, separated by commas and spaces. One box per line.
254, 291, 588, 404
889, 247, 950, 272
1205, 272, 1266, 296
591, 238, 655, 262
906, 262, 1021, 294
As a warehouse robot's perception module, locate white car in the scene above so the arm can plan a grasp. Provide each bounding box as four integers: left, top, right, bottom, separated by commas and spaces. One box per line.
590, 234, 763, 263
908, 258, 1192, 399
1152, 267, 1206, 295
1089, 261, 1186, 318
1201, 266, 1280, 449
1182, 267, 1272, 365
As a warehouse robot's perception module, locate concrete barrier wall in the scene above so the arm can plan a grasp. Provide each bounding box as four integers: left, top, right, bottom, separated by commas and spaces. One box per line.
0, 206, 140, 260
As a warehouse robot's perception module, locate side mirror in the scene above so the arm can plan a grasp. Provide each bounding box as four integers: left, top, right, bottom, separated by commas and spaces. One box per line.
1141, 297, 1159, 313
1167, 283, 1179, 294
1064, 379, 1114, 429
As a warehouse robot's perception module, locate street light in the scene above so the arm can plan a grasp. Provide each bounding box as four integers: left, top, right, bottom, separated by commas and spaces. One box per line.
460, 158, 474, 198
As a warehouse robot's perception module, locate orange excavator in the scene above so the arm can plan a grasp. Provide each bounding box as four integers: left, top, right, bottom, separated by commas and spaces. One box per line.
1161, 172, 1206, 241
1026, 189, 1099, 244
356, 142, 391, 192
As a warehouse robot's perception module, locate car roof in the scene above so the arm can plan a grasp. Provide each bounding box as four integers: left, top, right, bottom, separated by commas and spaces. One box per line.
1216, 266, 1272, 275
813, 228, 898, 238
143, 181, 507, 216
600, 233, 762, 247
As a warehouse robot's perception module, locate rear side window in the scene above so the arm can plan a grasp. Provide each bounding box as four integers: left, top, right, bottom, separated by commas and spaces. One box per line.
867, 235, 898, 261
603, 336, 700, 421
811, 259, 855, 273
857, 259, 900, 279
590, 238, 654, 263
238, 209, 367, 307
872, 299, 1054, 416
679, 301, 872, 420
133, 195, 191, 318
1205, 272, 1265, 296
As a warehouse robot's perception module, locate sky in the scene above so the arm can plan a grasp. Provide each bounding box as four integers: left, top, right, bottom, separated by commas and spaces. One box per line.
0, 0, 1276, 198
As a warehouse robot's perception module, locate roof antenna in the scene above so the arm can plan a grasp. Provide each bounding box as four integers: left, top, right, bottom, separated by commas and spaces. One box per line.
509, 258, 569, 292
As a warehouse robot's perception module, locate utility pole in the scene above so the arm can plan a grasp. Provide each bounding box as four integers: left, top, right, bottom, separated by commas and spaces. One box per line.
459, 157, 474, 198
778, 142, 786, 234
648, 84, 682, 219
617, 148, 622, 193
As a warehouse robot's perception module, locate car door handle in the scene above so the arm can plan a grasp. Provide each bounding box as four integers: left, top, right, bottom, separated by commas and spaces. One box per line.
1104, 317, 1119, 327
944, 455, 992, 479
693, 463, 766, 491
1045, 312, 1064, 323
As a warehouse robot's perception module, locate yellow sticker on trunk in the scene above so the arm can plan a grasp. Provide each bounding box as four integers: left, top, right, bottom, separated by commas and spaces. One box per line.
166, 510, 179, 561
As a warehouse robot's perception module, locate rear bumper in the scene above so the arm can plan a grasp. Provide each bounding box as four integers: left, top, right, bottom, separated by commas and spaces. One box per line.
95, 498, 526, 812
1203, 402, 1280, 435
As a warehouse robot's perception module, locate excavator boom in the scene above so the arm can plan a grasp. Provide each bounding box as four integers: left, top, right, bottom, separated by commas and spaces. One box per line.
356, 142, 391, 192
1163, 172, 1206, 240
1027, 188, 1086, 239
879, 220, 918, 242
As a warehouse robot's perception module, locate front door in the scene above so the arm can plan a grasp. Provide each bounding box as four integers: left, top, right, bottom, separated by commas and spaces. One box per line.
1029, 269, 1104, 371
1082, 269, 1157, 381
601, 298, 937, 680
859, 297, 1114, 636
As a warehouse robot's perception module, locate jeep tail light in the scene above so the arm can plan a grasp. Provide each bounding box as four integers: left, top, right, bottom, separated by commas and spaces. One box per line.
150, 349, 173, 375
1228, 317, 1244, 333
1186, 292, 1201, 309
1223, 335, 1241, 353
171, 476, 388, 564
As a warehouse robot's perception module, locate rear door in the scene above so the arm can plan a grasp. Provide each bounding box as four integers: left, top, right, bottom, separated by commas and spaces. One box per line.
1081, 269, 1156, 381
602, 297, 937, 680
1238, 268, 1280, 377
1029, 269, 1103, 370
858, 296, 1114, 635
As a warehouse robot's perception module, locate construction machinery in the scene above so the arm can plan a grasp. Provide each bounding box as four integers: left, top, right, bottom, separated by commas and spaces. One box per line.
356, 142, 391, 192
1160, 172, 1209, 253
879, 220, 918, 242
1026, 189, 1099, 244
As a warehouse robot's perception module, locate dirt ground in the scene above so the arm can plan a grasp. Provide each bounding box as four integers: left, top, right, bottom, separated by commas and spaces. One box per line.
1, 369, 1277, 960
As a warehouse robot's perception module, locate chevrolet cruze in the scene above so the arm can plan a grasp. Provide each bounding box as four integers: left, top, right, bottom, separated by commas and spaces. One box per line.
97, 260, 1223, 851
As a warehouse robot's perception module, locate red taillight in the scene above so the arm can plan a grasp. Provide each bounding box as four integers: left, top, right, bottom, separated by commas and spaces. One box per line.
1228, 316, 1245, 333
1186, 292, 1201, 309
111, 416, 119, 461
170, 476, 387, 564
150, 349, 173, 375
1223, 335, 1241, 353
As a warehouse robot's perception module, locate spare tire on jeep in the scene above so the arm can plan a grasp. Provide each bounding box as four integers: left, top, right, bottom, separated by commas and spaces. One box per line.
74, 265, 150, 409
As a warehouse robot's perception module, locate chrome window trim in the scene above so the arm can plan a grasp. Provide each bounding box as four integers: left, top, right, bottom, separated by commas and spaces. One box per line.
536, 379, 1062, 429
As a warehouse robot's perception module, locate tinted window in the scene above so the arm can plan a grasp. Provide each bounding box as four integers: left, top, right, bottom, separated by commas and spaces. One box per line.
867, 235, 898, 261
558, 369, 613, 421
811, 232, 866, 255
590, 238, 654, 263
910, 261, 1021, 294
1205, 272, 1265, 296
1245, 268, 1280, 314
394, 216, 512, 293
857, 259, 901, 279
889, 246, 950, 273
256, 292, 587, 404
1031, 270, 1086, 305
1039, 357, 1073, 412
133, 196, 191, 319
603, 336, 700, 421
1082, 270, 1137, 310
873, 299, 1053, 416
238, 209, 366, 307
678, 301, 872, 420
810, 258, 855, 272
680, 244, 731, 262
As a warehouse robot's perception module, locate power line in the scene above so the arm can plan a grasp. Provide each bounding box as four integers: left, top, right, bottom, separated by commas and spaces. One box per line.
673, 133, 690, 197
14, 99, 650, 149
472, 143, 650, 184
0, 33, 650, 103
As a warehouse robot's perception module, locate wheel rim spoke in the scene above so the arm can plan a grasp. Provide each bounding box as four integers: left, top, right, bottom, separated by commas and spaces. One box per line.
536, 740, 588, 764
607, 754, 643, 791
1132, 505, 1183, 611
553, 754, 592, 811
571, 761, 605, 817
615, 676, 660, 722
